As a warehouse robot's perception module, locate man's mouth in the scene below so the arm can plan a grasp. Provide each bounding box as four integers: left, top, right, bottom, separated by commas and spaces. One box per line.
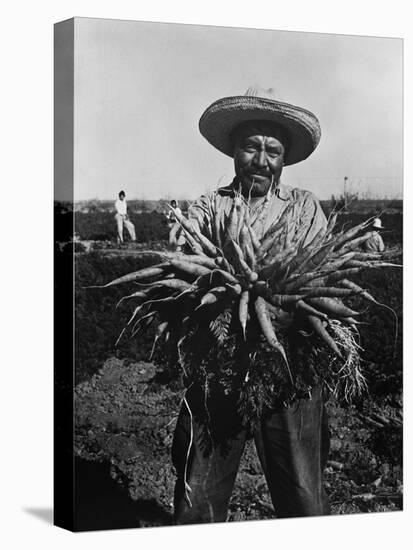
248, 173, 271, 181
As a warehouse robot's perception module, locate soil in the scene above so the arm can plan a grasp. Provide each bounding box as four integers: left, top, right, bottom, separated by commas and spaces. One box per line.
74, 357, 402, 529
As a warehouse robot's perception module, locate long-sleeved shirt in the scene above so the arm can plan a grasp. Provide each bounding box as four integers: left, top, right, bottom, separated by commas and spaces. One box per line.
362, 231, 385, 253
188, 180, 327, 249
115, 198, 128, 216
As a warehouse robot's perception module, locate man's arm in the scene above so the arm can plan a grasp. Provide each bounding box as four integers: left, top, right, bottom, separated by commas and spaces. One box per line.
187, 194, 214, 237
297, 191, 328, 247
377, 233, 385, 252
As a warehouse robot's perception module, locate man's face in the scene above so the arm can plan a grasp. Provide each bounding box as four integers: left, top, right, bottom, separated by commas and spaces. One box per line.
233, 121, 287, 197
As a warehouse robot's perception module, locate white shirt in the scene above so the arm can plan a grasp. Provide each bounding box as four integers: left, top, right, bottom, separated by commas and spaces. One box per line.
115, 198, 127, 216
169, 206, 182, 221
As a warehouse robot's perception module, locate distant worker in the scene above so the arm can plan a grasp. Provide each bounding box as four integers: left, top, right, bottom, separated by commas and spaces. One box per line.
115, 191, 136, 244
168, 199, 185, 252
362, 218, 385, 253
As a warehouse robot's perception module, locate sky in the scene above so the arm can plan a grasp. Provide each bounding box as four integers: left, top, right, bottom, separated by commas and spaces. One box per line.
67, 17, 402, 201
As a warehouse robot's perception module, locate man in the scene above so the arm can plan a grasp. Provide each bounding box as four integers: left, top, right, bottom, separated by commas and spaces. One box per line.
114, 190, 136, 244
171, 87, 330, 524
167, 200, 186, 251
362, 217, 385, 252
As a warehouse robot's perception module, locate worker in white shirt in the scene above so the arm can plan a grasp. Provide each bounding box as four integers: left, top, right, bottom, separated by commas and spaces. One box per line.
115, 191, 136, 244
362, 217, 385, 253
168, 199, 186, 251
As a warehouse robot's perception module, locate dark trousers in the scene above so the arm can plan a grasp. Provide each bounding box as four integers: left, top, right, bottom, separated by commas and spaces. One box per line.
172, 385, 330, 524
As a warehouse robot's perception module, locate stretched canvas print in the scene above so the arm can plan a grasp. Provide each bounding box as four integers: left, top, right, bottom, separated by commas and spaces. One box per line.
54, 17, 403, 531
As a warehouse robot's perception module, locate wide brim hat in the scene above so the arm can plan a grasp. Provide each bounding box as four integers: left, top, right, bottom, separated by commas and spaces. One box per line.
372, 218, 384, 229
199, 87, 321, 166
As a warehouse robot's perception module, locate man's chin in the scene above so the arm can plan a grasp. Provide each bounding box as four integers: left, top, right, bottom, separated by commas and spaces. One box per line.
241, 177, 272, 197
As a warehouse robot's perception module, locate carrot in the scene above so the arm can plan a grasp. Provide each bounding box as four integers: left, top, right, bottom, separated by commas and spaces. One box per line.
259, 247, 296, 280
297, 267, 366, 289
254, 297, 293, 384
344, 260, 402, 269
306, 315, 342, 356
270, 252, 300, 287
338, 231, 377, 254
198, 293, 218, 308
170, 259, 212, 278
137, 250, 211, 264
238, 290, 250, 339
211, 269, 239, 286
297, 286, 359, 298
225, 199, 239, 243
139, 278, 192, 292
215, 256, 234, 274
239, 227, 256, 269
260, 233, 285, 261
309, 225, 328, 247
239, 225, 249, 256
126, 303, 148, 327
328, 267, 378, 285
338, 279, 376, 303
303, 239, 337, 272
321, 252, 357, 272
335, 316, 362, 326
246, 221, 261, 252
180, 226, 205, 255
306, 297, 359, 318
287, 229, 326, 275
167, 207, 204, 255
209, 285, 228, 296
213, 191, 223, 250
236, 199, 247, 237
244, 241, 256, 271
193, 229, 219, 257
229, 240, 258, 283
256, 207, 292, 260
325, 211, 338, 239
350, 252, 384, 262
175, 254, 216, 269
130, 310, 157, 336
332, 216, 375, 250
199, 286, 227, 307
149, 321, 169, 359
296, 300, 329, 320
253, 281, 302, 308
226, 283, 242, 296
283, 270, 322, 292
84, 263, 170, 289
116, 289, 154, 308
170, 205, 217, 256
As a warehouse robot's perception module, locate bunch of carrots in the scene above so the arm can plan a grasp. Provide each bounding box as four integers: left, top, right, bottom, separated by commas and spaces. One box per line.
89, 192, 401, 386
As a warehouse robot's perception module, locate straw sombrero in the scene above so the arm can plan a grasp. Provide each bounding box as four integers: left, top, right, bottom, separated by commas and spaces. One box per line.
199, 87, 321, 166
372, 218, 384, 229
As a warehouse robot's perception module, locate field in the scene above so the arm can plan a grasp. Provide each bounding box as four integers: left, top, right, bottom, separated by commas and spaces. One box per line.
59, 201, 403, 529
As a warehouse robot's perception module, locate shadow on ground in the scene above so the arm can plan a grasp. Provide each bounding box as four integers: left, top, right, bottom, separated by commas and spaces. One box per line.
24, 507, 53, 525
74, 458, 173, 531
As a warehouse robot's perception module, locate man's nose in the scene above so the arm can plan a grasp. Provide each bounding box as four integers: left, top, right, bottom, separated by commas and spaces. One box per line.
254, 150, 267, 169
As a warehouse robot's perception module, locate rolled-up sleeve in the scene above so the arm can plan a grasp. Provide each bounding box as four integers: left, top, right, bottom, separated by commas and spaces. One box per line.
298, 191, 328, 247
